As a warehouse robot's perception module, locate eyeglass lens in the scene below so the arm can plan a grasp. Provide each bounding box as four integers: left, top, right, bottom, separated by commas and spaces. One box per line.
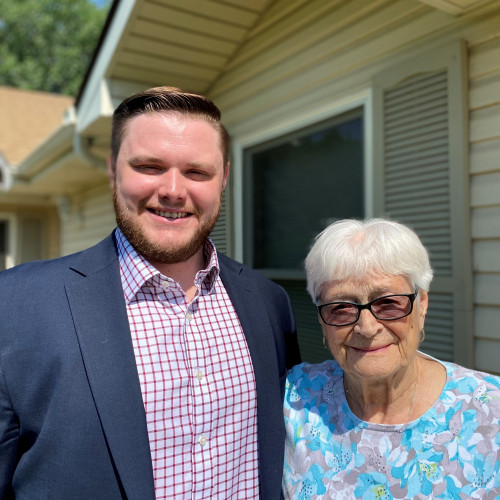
320, 295, 412, 326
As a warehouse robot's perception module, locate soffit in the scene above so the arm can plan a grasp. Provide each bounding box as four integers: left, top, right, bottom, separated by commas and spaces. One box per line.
104, 0, 274, 95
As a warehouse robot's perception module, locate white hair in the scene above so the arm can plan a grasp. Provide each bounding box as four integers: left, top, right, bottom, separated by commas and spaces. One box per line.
305, 218, 433, 301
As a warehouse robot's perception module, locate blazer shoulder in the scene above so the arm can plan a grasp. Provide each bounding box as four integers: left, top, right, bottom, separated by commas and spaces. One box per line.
217, 252, 279, 285
0, 232, 118, 289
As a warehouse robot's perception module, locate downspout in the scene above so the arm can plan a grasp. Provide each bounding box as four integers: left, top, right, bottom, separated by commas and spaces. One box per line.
72, 132, 107, 172
0, 156, 13, 192
68, 105, 107, 172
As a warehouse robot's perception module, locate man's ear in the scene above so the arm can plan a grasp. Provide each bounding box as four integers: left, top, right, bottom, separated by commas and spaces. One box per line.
107, 157, 116, 189
222, 161, 230, 190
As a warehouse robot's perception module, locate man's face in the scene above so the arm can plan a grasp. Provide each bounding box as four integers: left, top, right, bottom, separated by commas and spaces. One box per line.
110, 112, 229, 266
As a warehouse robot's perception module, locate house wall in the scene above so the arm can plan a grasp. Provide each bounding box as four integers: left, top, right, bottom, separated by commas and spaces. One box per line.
0, 203, 60, 266
206, 0, 500, 372
61, 183, 115, 256
469, 36, 500, 372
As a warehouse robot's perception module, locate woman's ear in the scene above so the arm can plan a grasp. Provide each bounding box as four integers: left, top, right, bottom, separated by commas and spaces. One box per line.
418, 290, 429, 330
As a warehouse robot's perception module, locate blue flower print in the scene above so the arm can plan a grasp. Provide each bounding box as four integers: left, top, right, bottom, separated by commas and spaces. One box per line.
354, 472, 393, 500
296, 464, 327, 499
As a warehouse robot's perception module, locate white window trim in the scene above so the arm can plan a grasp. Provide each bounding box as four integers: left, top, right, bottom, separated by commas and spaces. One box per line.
231, 89, 374, 263
0, 213, 17, 269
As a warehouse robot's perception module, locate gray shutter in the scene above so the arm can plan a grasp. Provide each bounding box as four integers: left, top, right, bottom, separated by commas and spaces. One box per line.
210, 187, 231, 256
17, 216, 45, 263
373, 40, 473, 365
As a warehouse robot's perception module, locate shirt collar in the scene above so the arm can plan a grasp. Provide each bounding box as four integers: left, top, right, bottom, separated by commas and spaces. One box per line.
115, 228, 220, 303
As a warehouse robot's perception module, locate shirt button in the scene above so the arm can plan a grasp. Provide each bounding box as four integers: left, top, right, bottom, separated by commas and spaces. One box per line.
161, 280, 170, 288
199, 435, 207, 446
186, 312, 193, 321
196, 370, 204, 381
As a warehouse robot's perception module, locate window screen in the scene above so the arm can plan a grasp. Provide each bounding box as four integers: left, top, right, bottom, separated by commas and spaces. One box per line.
244, 111, 364, 271
244, 110, 364, 362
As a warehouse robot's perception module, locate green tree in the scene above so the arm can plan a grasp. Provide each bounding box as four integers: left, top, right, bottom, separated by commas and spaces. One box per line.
0, 0, 110, 96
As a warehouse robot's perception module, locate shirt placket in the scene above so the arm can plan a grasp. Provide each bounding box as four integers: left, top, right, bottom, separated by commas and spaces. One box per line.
185, 295, 214, 499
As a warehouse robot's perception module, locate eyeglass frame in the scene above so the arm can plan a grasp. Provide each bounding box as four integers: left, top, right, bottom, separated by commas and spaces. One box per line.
316, 288, 419, 327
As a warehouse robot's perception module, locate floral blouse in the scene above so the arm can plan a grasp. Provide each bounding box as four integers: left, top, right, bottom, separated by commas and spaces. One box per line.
283, 357, 500, 499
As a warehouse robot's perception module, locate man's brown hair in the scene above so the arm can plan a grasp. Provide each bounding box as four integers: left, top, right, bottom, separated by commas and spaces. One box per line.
110, 86, 230, 170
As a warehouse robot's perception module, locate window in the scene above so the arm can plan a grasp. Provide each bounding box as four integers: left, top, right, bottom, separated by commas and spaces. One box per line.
243, 109, 364, 362
244, 109, 364, 273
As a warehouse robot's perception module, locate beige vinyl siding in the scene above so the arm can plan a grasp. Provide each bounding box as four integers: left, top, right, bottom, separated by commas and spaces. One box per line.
61, 184, 115, 256
469, 35, 500, 374
209, 0, 500, 370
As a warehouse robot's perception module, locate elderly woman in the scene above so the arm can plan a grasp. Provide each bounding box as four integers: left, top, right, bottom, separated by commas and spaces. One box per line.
283, 219, 500, 499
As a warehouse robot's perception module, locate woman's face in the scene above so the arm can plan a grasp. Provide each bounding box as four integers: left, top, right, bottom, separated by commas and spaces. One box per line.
319, 274, 428, 382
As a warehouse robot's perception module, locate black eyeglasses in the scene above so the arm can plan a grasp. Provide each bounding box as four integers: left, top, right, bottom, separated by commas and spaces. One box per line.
316, 289, 418, 327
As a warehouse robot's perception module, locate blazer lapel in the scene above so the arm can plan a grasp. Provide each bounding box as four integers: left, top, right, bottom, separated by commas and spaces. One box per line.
65, 236, 155, 499
218, 256, 285, 500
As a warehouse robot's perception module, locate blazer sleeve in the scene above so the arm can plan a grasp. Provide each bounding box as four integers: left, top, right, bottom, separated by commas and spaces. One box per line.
0, 361, 17, 499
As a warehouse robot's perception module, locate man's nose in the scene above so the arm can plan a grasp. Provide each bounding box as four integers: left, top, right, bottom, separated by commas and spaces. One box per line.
158, 169, 186, 200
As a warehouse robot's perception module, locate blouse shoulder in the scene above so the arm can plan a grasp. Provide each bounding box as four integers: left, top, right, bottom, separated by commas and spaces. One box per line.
285, 360, 342, 407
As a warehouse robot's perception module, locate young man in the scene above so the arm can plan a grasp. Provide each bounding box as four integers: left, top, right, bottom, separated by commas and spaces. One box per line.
0, 87, 300, 499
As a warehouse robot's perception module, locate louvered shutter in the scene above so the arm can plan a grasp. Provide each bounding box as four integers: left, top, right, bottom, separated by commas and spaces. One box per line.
373, 41, 473, 365
210, 186, 231, 256
17, 215, 45, 263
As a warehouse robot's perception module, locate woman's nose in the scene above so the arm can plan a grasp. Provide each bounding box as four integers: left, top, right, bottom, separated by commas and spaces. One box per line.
353, 308, 383, 337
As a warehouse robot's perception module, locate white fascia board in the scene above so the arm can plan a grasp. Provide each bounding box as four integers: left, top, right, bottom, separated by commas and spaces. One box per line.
77, 0, 140, 134
14, 122, 76, 181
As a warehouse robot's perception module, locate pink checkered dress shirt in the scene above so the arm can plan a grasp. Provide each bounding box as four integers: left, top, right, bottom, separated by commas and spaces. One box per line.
116, 229, 259, 499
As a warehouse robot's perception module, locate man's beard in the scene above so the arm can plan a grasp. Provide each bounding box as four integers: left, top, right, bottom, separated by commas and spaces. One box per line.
113, 188, 221, 265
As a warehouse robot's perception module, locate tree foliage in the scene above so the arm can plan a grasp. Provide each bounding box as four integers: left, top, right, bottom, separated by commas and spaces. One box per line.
0, 0, 110, 96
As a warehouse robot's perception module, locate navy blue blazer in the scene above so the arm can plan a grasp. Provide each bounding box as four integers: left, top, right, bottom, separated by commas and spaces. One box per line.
0, 232, 300, 499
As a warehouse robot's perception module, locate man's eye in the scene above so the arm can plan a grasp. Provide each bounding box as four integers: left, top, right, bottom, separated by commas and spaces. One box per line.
187, 169, 209, 178
135, 165, 160, 173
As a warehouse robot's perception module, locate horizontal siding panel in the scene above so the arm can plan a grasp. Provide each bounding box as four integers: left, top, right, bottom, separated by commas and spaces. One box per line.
475, 306, 500, 341
250, 0, 313, 37
470, 172, 500, 207
470, 138, 500, 174
470, 104, 500, 142
469, 71, 500, 110
474, 273, 500, 306
469, 37, 500, 79
212, 4, 442, 109
474, 339, 500, 375
473, 240, 500, 272
221, 0, 390, 81
62, 189, 115, 256
132, 20, 237, 56
471, 206, 500, 238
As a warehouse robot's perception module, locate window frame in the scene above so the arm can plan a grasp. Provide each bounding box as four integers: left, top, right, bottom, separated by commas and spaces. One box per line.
232, 89, 374, 271
0, 213, 17, 270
